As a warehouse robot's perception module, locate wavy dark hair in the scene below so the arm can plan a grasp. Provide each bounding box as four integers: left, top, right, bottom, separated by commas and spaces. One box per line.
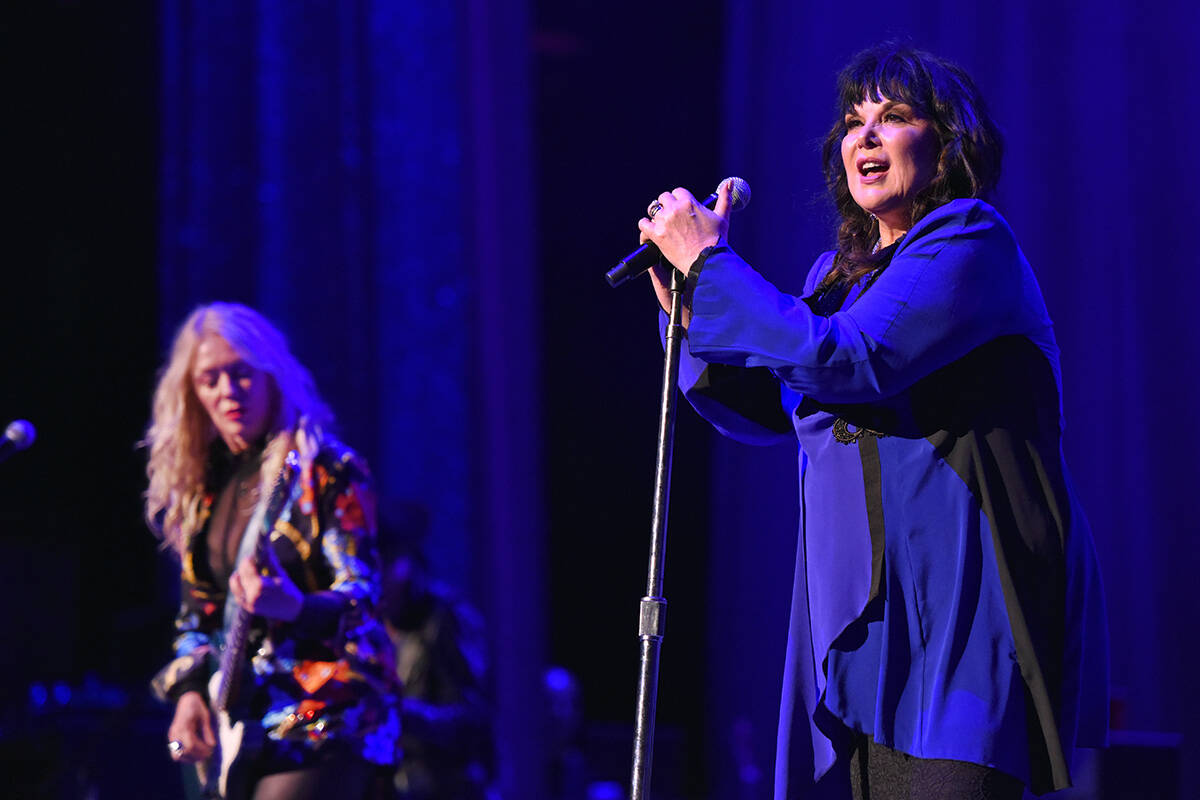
818, 43, 1003, 287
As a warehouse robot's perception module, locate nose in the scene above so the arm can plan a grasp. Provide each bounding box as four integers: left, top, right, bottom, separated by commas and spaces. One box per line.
854, 120, 880, 149
216, 371, 238, 398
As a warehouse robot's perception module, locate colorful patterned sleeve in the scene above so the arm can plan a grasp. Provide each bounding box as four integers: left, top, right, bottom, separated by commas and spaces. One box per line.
290, 452, 382, 645
151, 558, 222, 702
264, 443, 400, 762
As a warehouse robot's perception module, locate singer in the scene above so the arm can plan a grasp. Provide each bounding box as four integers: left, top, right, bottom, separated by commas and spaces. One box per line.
144, 302, 399, 799
637, 44, 1108, 800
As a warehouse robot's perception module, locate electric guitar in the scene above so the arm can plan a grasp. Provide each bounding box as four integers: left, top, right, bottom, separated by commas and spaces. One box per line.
196, 450, 301, 800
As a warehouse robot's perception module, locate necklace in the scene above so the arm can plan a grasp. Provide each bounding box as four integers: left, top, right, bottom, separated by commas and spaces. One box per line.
873, 232, 905, 254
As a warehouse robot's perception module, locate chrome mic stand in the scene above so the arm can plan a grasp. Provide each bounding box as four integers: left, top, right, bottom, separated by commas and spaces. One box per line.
629, 265, 687, 800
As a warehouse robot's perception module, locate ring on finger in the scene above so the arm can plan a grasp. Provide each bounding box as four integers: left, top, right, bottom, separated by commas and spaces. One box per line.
168, 740, 184, 758
648, 201, 664, 219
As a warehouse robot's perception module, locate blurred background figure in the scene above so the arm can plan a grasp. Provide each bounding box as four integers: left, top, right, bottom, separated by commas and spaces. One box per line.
544, 665, 588, 800
377, 500, 497, 800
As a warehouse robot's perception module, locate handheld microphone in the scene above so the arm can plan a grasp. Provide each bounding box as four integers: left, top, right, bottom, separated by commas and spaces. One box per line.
0, 420, 36, 464
605, 177, 752, 288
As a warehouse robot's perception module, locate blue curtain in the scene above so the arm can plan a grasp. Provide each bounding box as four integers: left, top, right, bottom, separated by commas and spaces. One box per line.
156, 0, 1200, 796
157, 2, 545, 795
709, 3, 1200, 797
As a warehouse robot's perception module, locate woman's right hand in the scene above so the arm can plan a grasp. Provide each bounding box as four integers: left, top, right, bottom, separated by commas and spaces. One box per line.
638, 181, 731, 275
640, 179, 734, 324
648, 262, 692, 328
167, 690, 216, 763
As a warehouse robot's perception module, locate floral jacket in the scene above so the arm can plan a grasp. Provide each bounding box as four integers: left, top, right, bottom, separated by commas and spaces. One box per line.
152, 438, 401, 765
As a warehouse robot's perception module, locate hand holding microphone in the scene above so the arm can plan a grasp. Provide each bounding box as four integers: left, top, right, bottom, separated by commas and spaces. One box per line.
606, 177, 751, 288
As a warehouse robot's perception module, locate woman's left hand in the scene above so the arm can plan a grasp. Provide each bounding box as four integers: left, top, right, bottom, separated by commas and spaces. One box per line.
230, 545, 303, 621
637, 180, 732, 276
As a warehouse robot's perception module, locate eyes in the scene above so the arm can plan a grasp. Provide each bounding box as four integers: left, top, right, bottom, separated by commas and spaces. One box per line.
194, 361, 257, 390
844, 110, 911, 130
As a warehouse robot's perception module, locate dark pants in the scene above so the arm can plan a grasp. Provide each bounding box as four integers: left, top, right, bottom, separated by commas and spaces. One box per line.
181, 740, 386, 800
849, 735, 1025, 800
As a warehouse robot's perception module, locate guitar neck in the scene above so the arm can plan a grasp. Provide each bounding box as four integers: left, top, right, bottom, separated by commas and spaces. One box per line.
212, 450, 301, 713
214, 605, 253, 711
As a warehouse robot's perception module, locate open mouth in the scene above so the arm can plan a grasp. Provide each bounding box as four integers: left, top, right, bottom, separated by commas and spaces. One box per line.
858, 159, 889, 177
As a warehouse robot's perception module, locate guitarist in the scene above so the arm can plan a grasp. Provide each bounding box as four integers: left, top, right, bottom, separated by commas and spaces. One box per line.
146, 302, 400, 799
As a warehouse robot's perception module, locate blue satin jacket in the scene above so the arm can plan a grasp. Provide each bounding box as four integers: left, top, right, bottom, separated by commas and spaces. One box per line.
672, 199, 1108, 796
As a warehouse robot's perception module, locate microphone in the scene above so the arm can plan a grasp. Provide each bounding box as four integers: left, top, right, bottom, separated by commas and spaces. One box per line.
0, 420, 36, 464
605, 177, 752, 288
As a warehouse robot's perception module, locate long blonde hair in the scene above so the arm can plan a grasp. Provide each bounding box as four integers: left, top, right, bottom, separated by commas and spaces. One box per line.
143, 302, 333, 555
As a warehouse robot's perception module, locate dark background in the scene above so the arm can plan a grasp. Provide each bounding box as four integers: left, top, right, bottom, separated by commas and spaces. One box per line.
3, 2, 1198, 799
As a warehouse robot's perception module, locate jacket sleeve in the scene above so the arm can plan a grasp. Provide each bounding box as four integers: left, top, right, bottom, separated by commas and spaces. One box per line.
666, 305, 795, 446
151, 556, 222, 703
289, 456, 381, 642
685, 200, 1048, 405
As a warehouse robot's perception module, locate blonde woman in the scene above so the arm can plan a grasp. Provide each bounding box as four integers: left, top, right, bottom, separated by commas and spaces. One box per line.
146, 302, 398, 799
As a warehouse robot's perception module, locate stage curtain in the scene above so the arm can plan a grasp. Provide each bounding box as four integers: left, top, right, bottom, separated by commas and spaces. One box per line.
157, 2, 544, 795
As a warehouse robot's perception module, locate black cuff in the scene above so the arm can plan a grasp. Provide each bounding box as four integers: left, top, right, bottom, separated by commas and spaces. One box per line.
686, 244, 729, 297
167, 676, 209, 704
291, 591, 354, 640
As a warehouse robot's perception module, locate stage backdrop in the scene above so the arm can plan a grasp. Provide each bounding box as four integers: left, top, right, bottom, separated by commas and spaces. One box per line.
156, 2, 545, 797
152, 1, 1200, 798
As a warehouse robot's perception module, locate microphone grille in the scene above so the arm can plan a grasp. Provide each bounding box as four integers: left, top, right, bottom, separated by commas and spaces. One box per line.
723, 176, 752, 211
5, 419, 36, 450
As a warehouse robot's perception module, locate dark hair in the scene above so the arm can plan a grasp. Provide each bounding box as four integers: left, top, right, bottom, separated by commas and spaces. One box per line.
818, 43, 1003, 287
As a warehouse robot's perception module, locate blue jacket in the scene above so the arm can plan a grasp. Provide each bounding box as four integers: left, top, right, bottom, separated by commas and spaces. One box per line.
673, 199, 1108, 796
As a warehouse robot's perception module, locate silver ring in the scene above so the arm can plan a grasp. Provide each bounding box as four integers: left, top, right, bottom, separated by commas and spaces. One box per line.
168, 740, 184, 757
648, 201, 664, 219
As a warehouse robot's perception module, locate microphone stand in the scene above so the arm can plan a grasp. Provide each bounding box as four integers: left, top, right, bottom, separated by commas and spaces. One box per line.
629, 265, 686, 800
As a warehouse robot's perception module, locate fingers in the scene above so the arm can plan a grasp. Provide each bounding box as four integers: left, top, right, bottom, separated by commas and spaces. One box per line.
231, 558, 256, 611
238, 555, 258, 583
231, 549, 303, 621
664, 188, 698, 218
649, 263, 682, 315
179, 727, 214, 762
200, 715, 217, 749
713, 178, 733, 219
648, 263, 671, 312
645, 189, 694, 223
229, 569, 242, 606
169, 692, 215, 762
669, 187, 697, 205
640, 189, 690, 237
637, 184, 721, 276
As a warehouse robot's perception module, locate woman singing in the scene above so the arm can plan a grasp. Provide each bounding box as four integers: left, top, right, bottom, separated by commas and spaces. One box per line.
145, 302, 399, 799
638, 45, 1108, 799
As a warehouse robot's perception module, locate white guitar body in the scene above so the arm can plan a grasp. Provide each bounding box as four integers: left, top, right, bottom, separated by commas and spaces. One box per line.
212, 670, 247, 799
194, 669, 258, 800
